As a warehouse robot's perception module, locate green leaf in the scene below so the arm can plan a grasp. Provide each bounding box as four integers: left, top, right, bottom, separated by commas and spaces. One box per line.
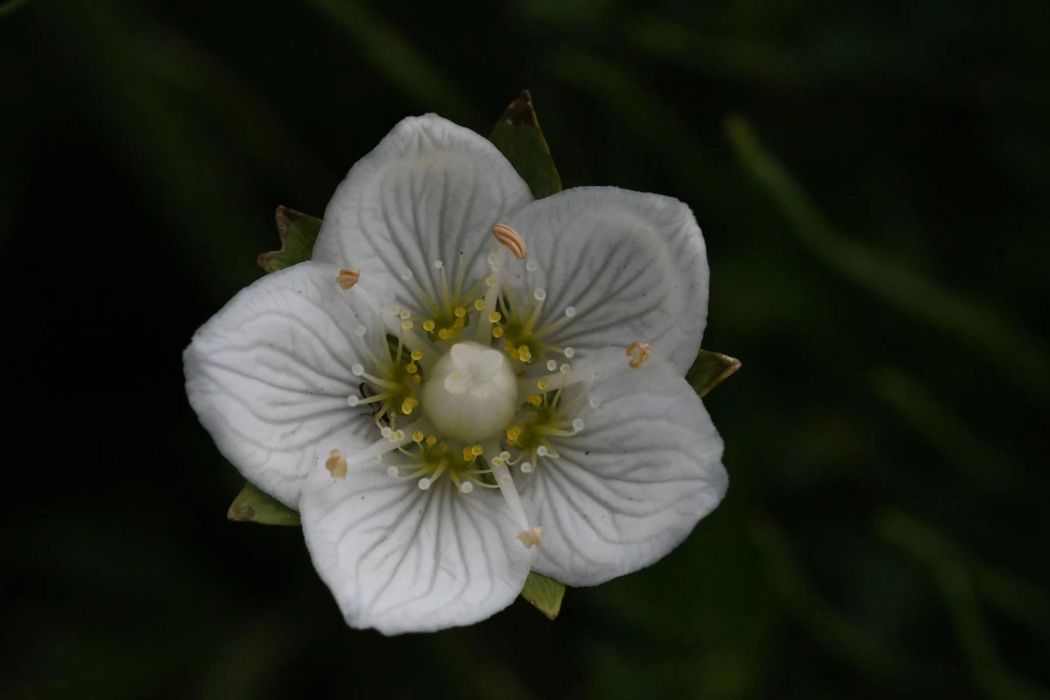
256, 206, 322, 273
0, 0, 33, 20
520, 571, 565, 620
686, 350, 742, 397
488, 90, 563, 199
725, 115, 1050, 401
227, 482, 301, 526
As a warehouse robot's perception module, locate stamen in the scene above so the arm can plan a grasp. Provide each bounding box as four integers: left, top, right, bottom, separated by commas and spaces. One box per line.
516, 527, 543, 549
473, 261, 504, 343
347, 393, 387, 407
336, 269, 360, 290
325, 449, 348, 479
485, 439, 534, 538
491, 223, 527, 260
626, 341, 653, 368
343, 425, 418, 469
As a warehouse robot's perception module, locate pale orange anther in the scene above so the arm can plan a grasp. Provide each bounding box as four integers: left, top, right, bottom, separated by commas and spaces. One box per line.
626, 341, 652, 369
491, 223, 527, 260
516, 526, 543, 548
337, 268, 360, 290
325, 449, 348, 478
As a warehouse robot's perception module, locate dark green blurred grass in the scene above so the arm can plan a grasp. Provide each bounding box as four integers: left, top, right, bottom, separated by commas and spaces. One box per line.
2, 1, 1048, 698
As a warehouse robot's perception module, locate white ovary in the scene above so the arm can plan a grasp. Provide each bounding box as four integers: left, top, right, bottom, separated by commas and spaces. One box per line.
421, 341, 519, 443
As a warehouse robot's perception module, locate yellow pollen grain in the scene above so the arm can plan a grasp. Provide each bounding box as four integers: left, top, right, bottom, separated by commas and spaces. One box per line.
518, 346, 532, 362
473, 298, 486, 311
410, 350, 423, 361
412, 430, 425, 443
411, 375, 422, 384
438, 328, 452, 340
405, 363, 418, 374
488, 311, 501, 323
454, 306, 467, 319
422, 319, 436, 332
537, 379, 550, 391
401, 320, 414, 331
471, 445, 484, 457
425, 435, 438, 446
462, 446, 475, 462
401, 397, 418, 415
453, 318, 465, 329
492, 325, 504, 338
526, 394, 542, 407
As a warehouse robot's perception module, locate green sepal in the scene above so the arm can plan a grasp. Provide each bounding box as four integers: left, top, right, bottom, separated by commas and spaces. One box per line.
227, 482, 301, 526
520, 571, 566, 620
256, 206, 322, 272
488, 90, 563, 199
687, 350, 742, 398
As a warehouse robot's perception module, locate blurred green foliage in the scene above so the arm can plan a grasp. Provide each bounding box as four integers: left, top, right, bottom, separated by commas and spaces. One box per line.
2, 1, 1048, 698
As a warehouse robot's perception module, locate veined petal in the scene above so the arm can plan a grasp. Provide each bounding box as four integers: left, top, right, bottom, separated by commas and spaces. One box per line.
184, 262, 385, 507
300, 466, 534, 635
503, 187, 708, 374
312, 114, 533, 314
521, 360, 727, 586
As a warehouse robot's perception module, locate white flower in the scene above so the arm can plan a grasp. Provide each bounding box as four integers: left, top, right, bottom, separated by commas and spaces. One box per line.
184, 114, 728, 634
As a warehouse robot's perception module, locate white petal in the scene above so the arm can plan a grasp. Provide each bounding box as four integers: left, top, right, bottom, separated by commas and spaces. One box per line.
521, 360, 727, 586
300, 466, 534, 635
312, 114, 533, 313
184, 262, 386, 507
503, 187, 708, 374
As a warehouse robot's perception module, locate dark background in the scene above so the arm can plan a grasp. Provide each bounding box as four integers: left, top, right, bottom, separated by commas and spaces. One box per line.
3, 1, 1048, 697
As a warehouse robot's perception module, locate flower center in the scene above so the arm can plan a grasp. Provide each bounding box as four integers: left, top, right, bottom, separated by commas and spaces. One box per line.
421, 341, 518, 443
330, 224, 656, 549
